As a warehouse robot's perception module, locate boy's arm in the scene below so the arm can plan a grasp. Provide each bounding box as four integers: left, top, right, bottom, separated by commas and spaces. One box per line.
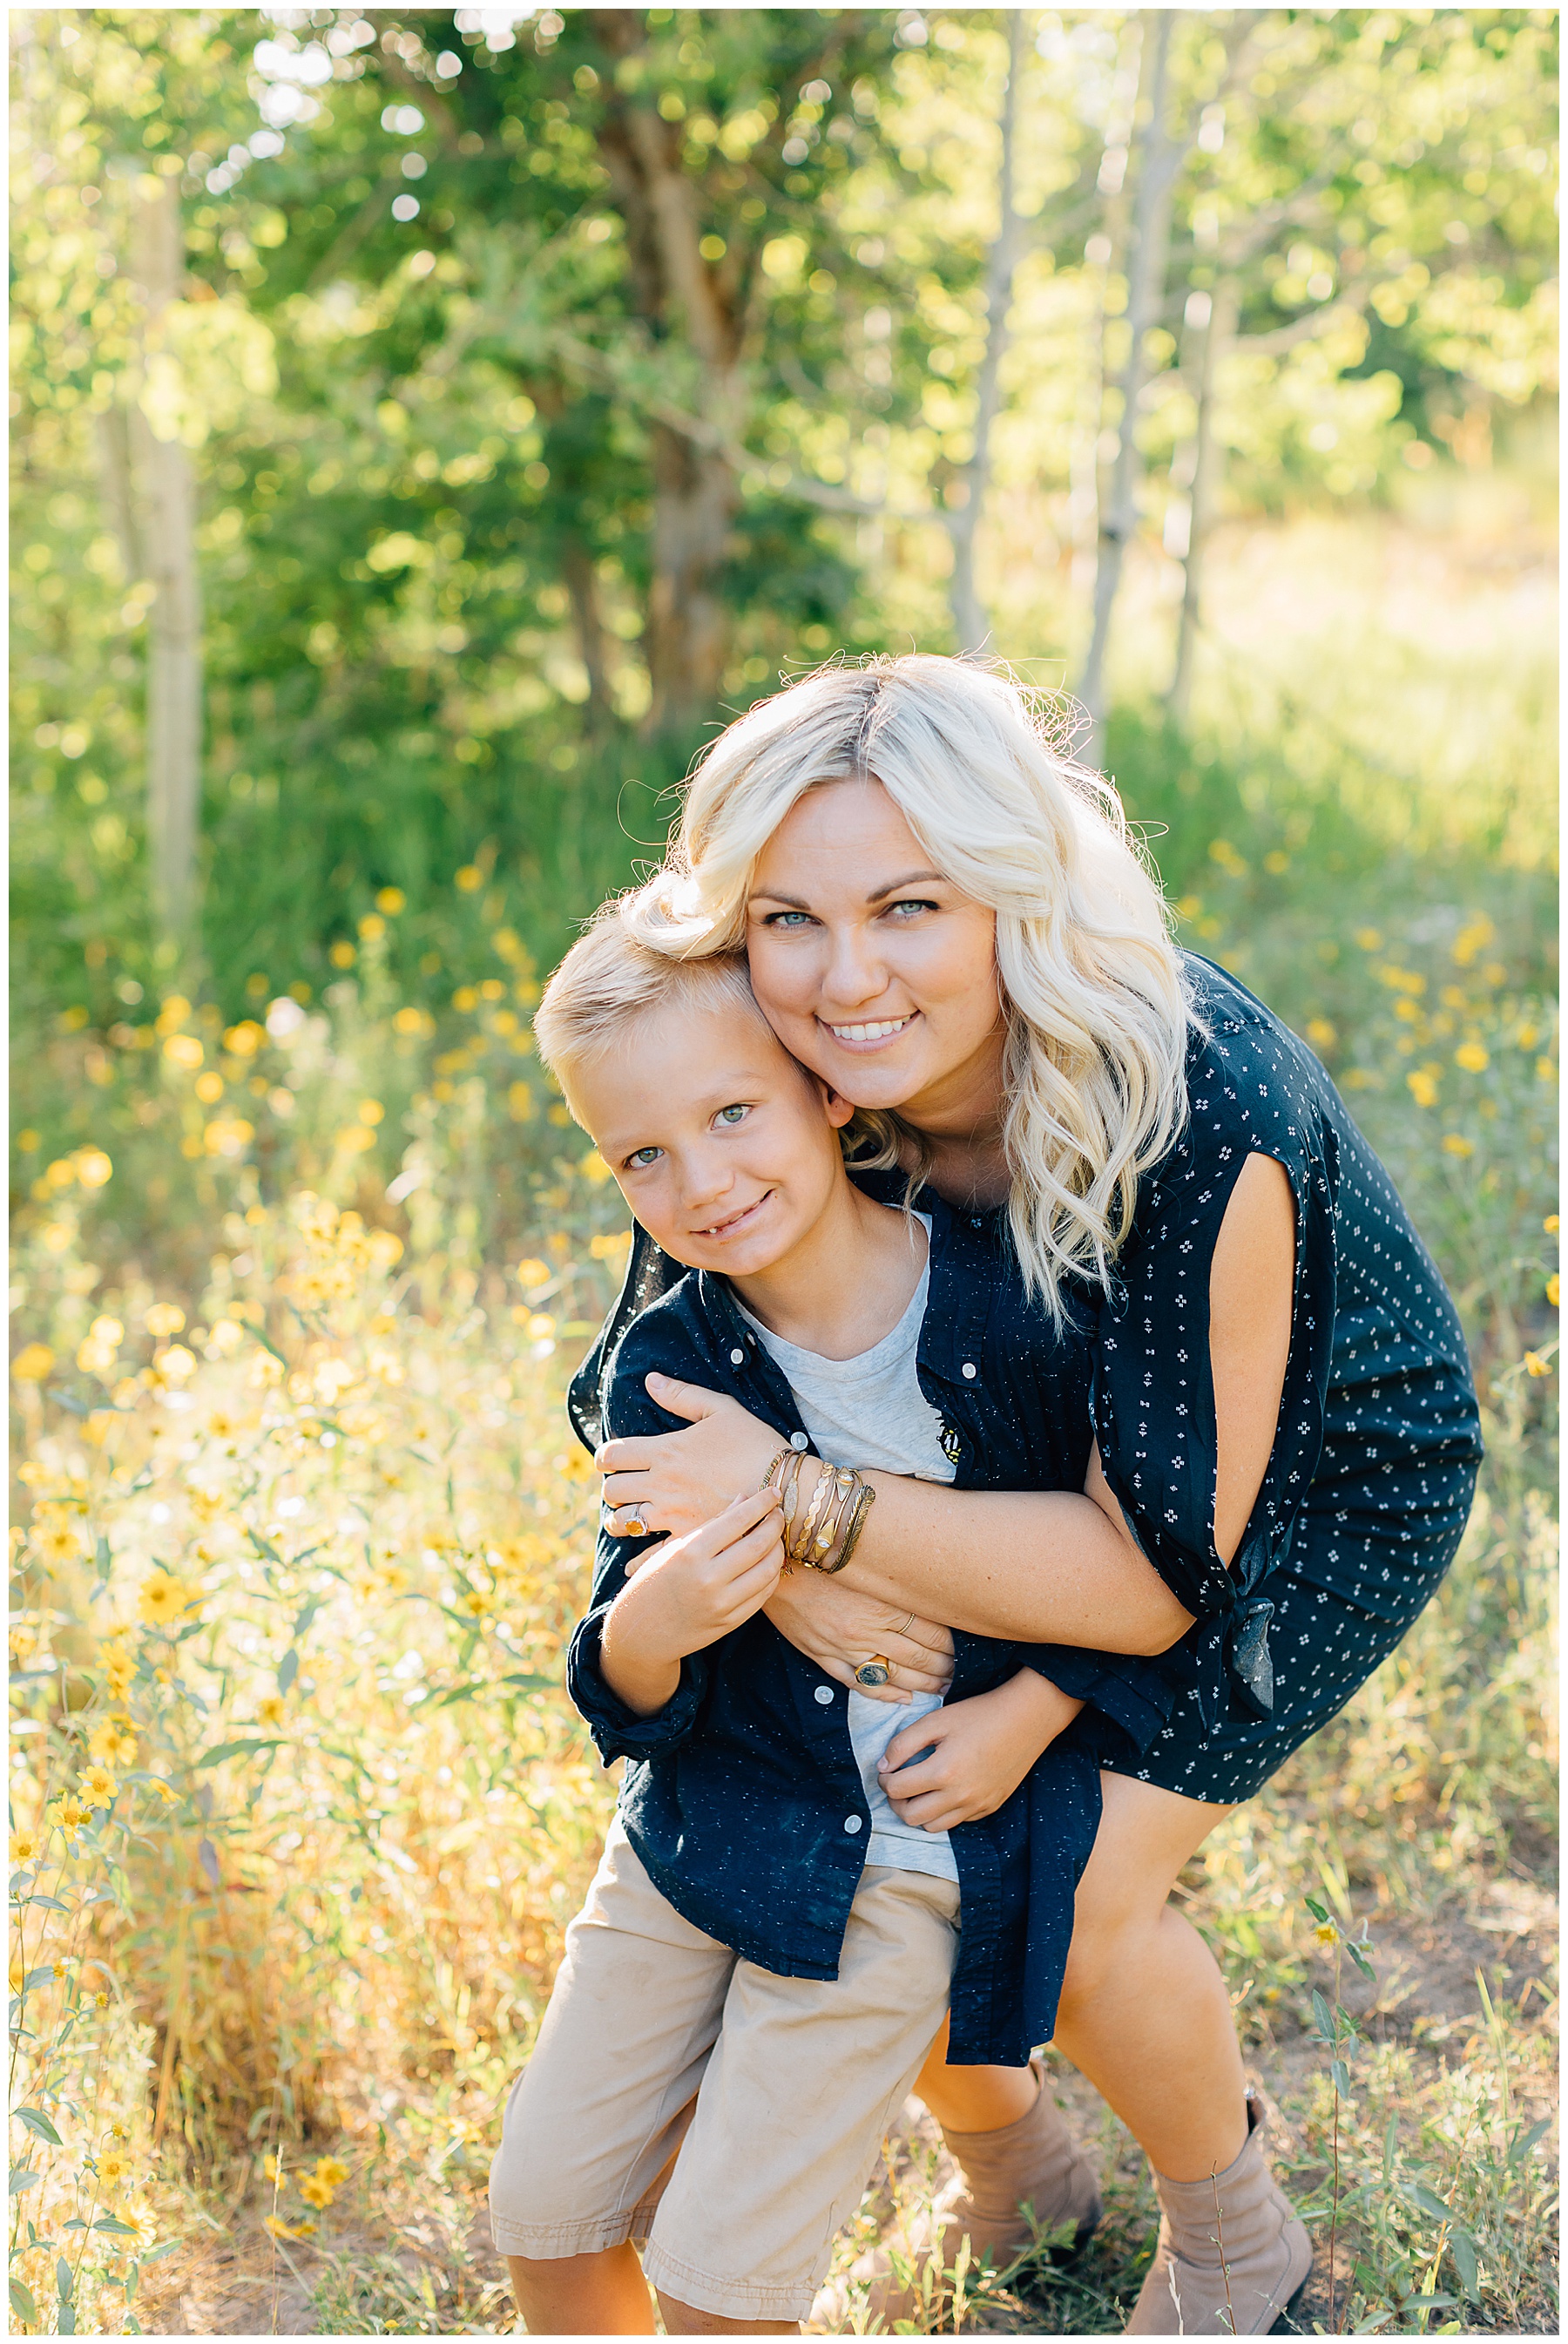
876, 1669, 1086, 1832
567, 1315, 782, 1758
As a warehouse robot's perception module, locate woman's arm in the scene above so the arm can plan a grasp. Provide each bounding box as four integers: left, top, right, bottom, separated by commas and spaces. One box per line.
606, 1380, 1189, 1656
598, 1156, 1295, 1653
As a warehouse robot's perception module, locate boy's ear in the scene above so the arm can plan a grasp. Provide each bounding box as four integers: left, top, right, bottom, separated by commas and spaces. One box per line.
818, 1081, 856, 1132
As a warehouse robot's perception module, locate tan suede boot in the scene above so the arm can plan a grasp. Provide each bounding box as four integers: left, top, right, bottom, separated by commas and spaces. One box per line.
1125, 2094, 1312, 2336
813, 2061, 1101, 2330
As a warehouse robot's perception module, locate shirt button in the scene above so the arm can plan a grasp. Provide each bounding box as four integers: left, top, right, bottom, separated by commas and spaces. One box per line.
730, 1348, 745, 1365
843, 1814, 863, 1834
814, 1685, 834, 1705
791, 1432, 809, 1451
962, 1361, 977, 1379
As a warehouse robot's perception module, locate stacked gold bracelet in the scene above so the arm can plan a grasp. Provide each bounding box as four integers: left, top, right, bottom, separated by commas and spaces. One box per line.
762, 1448, 875, 1575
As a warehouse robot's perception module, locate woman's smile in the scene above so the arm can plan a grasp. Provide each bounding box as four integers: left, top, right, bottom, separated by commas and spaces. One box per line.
821, 1011, 920, 1049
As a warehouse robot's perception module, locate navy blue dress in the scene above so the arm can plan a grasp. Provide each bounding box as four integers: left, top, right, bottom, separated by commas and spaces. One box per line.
1089, 958, 1483, 1802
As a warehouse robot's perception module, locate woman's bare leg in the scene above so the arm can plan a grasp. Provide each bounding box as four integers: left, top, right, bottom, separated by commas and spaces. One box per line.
505, 2246, 653, 2334
906, 1777, 1244, 2178
1051, 1772, 1248, 2182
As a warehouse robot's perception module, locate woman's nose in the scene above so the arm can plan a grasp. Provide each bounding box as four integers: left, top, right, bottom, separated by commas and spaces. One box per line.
821, 923, 890, 1012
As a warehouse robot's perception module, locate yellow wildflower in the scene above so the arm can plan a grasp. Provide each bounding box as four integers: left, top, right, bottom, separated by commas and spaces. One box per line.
1454, 1041, 1489, 1073
375, 885, 405, 914
1524, 1352, 1551, 1379
257, 1694, 287, 1729
1548, 1276, 1560, 1309
263, 2151, 282, 2181
12, 1342, 56, 1384
96, 2148, 132, 2188
89, 1717, 138, 1768
298, 2172, 336, 2208
1314, 1920, 1341, 1945
1450, 915, 1496, 966
1544, 1215, 1559, 1234
80, 1765, 118, 1811
139, 1571, 198, 1628
52, 1793, 91, 1846
145, 1303, 186, 1338
313, 2157, 349, 2189
30, 1512, 89, 1567
1442, 1135, 1474, 1158
264, 2213, 302, 2239
1405, 1069, 1439, 1108
11, 1830, 39, 1866
1304, 1018, 1336, 1053
103, 1645, 137, 1699
1354, 927, 1382, 951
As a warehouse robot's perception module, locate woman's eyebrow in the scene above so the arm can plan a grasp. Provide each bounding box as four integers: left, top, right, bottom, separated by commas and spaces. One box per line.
749, 870, 947, 910
866, 869, 946, 901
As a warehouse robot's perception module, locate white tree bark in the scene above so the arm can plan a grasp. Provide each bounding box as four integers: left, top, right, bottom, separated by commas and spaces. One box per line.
1167, 274, 1240, 728
128, 173, 203, 938
947, 10, 1028, 654
1077, 10, 1187, 750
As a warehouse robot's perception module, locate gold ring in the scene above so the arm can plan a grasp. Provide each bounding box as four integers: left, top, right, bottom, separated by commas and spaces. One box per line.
898, 1613, 916, 1638
854, 1655, 892, 1688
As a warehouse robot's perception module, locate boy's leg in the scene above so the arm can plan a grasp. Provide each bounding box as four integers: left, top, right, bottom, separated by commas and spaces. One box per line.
506, 2246, 654, 2335
639, 1865, 962, 2331
489, 1818, 734, 2328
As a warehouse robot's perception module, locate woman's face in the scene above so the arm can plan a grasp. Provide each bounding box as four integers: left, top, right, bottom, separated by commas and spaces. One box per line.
746, 777, 1006, 1131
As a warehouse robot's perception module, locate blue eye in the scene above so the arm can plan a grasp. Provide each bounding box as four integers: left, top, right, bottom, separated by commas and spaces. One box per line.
715, 1104, 748, 1127
886, 898, 937, 918
625, 1146, 661, 1169
762, 909, 814, 929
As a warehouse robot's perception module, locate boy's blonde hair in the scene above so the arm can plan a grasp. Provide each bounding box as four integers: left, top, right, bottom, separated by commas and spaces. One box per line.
534, 903, 765, 1094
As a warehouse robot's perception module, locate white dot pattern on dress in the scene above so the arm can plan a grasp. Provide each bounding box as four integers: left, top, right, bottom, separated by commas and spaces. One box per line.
1095, 959, 1483, 1805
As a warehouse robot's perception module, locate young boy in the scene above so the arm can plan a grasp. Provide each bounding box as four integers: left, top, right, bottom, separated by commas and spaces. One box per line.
487, 911, 1172, 2334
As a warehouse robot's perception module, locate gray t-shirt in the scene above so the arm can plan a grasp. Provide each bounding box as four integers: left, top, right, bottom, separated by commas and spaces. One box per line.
736, 1219, 959, 1885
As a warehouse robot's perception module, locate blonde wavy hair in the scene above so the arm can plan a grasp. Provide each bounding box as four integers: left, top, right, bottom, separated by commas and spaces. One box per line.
622, 654, 1196, 1319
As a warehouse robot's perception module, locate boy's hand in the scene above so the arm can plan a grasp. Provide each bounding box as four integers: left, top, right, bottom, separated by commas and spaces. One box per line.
599, 1489, 784, 1718
877, 1670, 1086, 1830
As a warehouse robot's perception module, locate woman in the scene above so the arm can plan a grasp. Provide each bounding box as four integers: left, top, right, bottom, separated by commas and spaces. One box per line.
588, 656, 1482, 2334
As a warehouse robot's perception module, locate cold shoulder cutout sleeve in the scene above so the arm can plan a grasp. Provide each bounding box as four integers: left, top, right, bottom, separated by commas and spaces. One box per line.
1090, 961, 1341, 1724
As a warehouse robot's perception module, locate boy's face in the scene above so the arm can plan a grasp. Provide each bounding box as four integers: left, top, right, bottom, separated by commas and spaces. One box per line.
564, 996, 854, 1279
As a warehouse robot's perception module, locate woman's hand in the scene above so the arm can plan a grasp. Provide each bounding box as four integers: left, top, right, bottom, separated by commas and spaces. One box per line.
597, 1374, 784, 1540
762, 1570, 955, 1705
877, 1669, 1086, 1828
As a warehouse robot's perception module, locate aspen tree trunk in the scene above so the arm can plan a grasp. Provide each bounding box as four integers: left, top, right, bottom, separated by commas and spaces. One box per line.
948, 10, 1027, 654
1167, 274, 1239, 728
130, 172, 203, 938
596, 10, 744, 737
561, 538, 615, 732
1077, 10, 1186, 753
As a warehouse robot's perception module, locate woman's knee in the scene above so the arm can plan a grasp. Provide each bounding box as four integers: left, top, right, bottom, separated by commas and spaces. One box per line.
1058, 1776, 1233, 1998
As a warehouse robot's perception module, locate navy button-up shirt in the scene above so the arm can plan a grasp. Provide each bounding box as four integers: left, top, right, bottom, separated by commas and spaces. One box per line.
566, 1188, 1179, 2066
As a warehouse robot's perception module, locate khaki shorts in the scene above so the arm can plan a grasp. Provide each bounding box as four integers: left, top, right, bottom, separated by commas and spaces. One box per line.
488, 1814, 959, 2323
